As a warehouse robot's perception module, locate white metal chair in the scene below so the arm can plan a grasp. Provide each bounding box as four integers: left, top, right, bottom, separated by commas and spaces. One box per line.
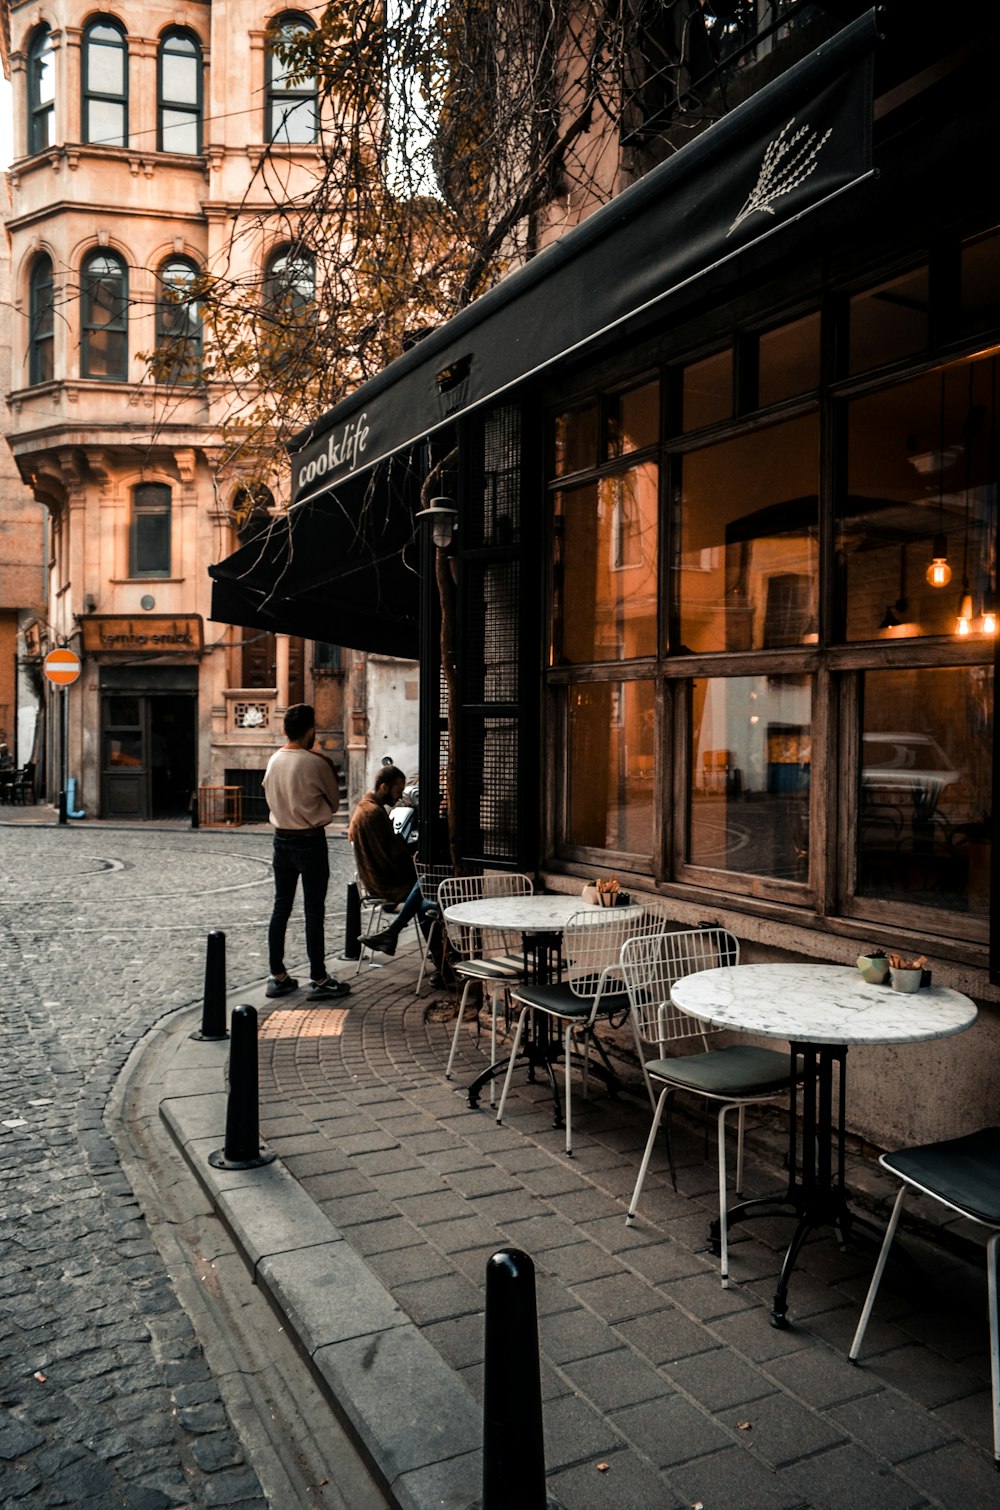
413, 862, 454, 996
497, 906, 664, 1154
440, 872, 533, 1099
621, 928, 796, 1287
849, 1127, 1000, 1470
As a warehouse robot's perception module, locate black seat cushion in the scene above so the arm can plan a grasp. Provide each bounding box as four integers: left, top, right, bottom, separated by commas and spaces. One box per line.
882, 1127, 1000, 1226
645, 1043, 792, 1098
511, 981, 630, 1020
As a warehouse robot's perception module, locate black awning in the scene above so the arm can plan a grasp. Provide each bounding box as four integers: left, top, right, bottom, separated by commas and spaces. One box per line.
208, 456, 422, 658
288, 10, 877, 508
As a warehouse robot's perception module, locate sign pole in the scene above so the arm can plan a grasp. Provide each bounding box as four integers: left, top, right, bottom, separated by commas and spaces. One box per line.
42, 648, 82, 825
58, 686, 68, 825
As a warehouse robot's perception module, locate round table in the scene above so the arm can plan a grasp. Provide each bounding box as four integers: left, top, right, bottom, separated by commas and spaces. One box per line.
671, 963, 978, 1326
441, 894, 641, 1110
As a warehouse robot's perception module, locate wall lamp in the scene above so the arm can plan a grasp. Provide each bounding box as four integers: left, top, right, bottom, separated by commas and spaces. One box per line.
415, 497, 458, 549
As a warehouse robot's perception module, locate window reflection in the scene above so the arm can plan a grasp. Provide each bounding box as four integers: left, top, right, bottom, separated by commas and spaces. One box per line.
678, 414, 818, 653
839, 357, 997, 641
552, 462, 658, 663
688, 675, 811, 882
858, 666, 992, 917
758, 312, 821, 407
607, 380, 659, 457
849, 266, 928, 374
552, 404, 597, 477
682, 348, 732, 431
565, 681, 655, 854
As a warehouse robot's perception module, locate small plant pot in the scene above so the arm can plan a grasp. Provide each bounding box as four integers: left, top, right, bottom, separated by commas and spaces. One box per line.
857, 955, 889, 985
890, 967, 923, 993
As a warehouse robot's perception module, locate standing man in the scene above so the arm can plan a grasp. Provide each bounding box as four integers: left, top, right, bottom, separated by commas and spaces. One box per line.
348, 765, 438, 958
263, 703, 350, 1001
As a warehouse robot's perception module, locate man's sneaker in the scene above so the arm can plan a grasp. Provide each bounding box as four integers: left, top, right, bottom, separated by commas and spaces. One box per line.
307, 977, 351, 1001
361, 928, 397, 957
266, 975, 299, 998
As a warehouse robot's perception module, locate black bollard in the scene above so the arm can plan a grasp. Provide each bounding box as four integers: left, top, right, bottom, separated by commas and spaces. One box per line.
483, 1249, 546, 1510
339, 881, 362, 959
190, 930, 229, 1041
190, 790, 199, 829
208, 1005, 276, 1170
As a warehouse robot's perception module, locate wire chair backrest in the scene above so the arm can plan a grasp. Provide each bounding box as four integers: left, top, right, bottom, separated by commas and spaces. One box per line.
437, 873, 533, 961
621, 927, 740, 1056
414, 861, 454, 898
561, 906, 667, 1005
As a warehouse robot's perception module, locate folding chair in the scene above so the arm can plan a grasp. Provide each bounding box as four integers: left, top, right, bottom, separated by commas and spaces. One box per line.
849, 1126, 1000, 1469
497, 906, 663, 1154
353, 844, 426, 975
440, 873, 533, 1101
621, 928, 796, 1286
413, 862, 454, 995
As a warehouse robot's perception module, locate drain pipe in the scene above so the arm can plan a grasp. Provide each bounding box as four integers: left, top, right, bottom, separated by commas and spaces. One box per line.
65, 777, 87, 819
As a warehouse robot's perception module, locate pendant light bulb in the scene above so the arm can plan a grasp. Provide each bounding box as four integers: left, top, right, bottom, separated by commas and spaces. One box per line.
925, 533, 951, 587
982, 608, 997, 635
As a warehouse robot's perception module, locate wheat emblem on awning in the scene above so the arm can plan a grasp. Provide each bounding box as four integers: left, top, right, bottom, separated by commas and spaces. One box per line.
728, 117, 833, 235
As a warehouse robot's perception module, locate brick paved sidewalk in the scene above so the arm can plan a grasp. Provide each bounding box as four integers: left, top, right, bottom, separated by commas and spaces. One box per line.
252, 941, 998, 1509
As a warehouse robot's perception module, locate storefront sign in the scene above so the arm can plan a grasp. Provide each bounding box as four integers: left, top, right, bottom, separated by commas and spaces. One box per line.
81, 615, 203, 653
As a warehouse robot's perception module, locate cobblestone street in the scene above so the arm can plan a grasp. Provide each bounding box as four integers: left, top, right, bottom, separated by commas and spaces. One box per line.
0, 821, 357, 1508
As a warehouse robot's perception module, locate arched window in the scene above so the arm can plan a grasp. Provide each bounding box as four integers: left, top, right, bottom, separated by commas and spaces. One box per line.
155, 257, 202, 383
266, 14, 317, 144
27, 27, 55, 155
158, 29, 201, 153
28, 255, 55, 385
83, 17, 128, 147
264, 245, 315, 311
130, 483, 171, 578
81, 249, 128, 380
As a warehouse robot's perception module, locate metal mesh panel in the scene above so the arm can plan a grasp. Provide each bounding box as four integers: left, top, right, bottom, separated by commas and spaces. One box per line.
460, 717, 519, 860
465, 405, 522, 549
463, 559, 519, 704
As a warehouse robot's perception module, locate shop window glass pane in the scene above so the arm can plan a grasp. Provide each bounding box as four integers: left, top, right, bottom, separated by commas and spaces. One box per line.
552, 404, 597, 476
565, 680, 655, 853
678, 414, 818, 654
688, 674, 811, 882
960, 227, 1000, 337
849, 266, 928, 375
682, 348, 732, 431
858, 665, 992, 918
839, 357, 997, 642
552, 461, 658, 663
106, 697, 140, 726
108, 735, 143, 767
758, 312, 821, 407
88, 99, 126, 147
608, 380, 659, 457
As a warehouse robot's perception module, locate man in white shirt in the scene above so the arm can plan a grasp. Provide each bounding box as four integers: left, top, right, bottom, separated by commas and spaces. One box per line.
262, 703, 350, 1002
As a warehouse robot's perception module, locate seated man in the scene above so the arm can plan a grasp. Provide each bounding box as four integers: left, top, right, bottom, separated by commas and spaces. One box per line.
348, 765, 438, 959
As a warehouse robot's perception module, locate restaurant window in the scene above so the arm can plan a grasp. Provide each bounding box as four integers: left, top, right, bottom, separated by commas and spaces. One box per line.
81, 250, 128, 380
757, 312, 821, 408
681, 348, 732, 432
687, 674, 811, 886
29, 255, 55, 385
27, 26, 55, 155
677, 413, 819, 654
960, 227, 1000, 338
155, 257, 202, 382
158, 29, 201, 154
848, 265, 928, 375
838, 356, 997, 642
552, 403, 598, 477
83, 17, 128, 147
855, 665, 992, 922
266, 13, 317, 144
563, 680, 655, 858
552, 461, 658, 663
130, 483, 171, 578
607, 380, 659, 458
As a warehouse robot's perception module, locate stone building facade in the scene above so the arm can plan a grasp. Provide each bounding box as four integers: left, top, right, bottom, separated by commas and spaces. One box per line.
1, 1, 416, 819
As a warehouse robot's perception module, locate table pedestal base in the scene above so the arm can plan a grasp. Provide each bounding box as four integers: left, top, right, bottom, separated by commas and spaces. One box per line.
711, 1042, 883, 1327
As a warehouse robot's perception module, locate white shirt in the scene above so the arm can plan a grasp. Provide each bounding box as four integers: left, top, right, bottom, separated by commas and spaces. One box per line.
262, 746, 339, 830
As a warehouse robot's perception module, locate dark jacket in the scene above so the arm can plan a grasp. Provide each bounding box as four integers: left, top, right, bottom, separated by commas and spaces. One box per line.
348, 792, 416, 905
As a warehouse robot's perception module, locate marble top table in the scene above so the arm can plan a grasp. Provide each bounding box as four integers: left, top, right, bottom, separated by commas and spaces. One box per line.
443, 894, 641, 1111
671, 963, 977, 1047
671, 962, 977, 1327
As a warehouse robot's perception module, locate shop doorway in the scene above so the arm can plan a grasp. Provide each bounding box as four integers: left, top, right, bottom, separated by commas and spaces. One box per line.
101, 693, 196, 819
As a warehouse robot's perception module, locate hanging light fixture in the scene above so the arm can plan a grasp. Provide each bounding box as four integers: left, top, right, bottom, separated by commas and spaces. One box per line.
980, 358, 998, 634
926, 374, 952, 587
954, 367, 980, 635
980, 589, 997, 635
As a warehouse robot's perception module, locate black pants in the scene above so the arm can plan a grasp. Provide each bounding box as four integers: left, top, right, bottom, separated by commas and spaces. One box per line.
268, 830, 329, 983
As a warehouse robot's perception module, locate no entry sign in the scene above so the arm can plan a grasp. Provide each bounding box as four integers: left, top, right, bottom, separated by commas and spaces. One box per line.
43, 648, 82, 687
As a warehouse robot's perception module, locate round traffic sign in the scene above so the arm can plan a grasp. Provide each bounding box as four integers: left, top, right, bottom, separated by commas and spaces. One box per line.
43, 648, 82, 686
